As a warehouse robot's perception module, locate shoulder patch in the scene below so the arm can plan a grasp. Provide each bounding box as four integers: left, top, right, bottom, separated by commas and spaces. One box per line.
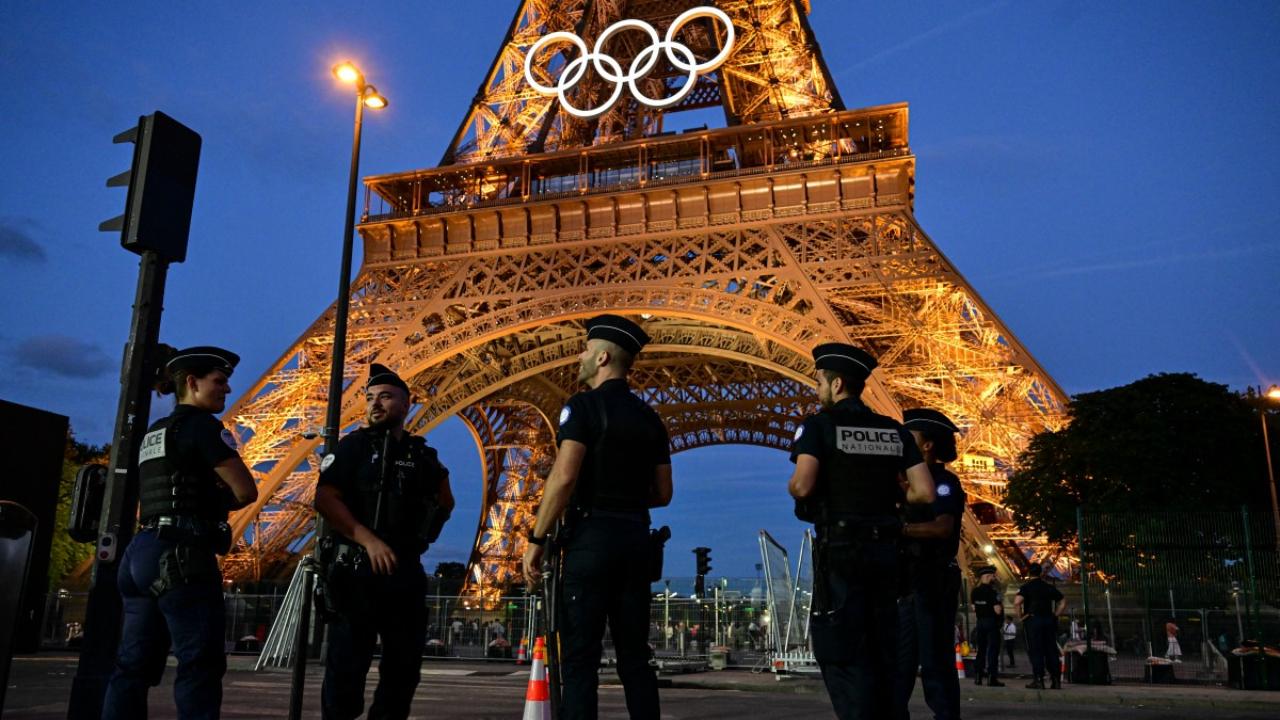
937, 483, 952, 497
559, 406, 571, 426
793, 425, 804, 441
320, 453, 336, 472
220, 428, 238, 450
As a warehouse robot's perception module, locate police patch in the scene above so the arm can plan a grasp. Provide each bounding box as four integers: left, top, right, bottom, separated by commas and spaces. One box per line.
220, 428, 238, 450
835, 426, 904, 456
559, 406, 571, 426
793, 425, 804, 441
320, 454, 335, 472
938, 483, 952, 497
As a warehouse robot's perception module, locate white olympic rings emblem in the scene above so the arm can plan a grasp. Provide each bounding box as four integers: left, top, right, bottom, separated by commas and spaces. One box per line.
523, 6, 736, 119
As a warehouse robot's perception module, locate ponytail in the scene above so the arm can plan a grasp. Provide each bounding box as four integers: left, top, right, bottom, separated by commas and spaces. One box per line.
153, 343, 180, 396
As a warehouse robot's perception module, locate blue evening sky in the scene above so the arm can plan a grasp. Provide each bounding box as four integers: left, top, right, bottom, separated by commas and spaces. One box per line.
1, 1, 1277, 577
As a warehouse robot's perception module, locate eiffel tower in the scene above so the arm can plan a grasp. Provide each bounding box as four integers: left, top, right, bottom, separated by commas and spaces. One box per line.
220, 0, 1067, 601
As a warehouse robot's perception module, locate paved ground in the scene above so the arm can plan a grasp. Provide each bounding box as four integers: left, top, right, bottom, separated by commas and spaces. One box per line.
5, 654, 1277, 719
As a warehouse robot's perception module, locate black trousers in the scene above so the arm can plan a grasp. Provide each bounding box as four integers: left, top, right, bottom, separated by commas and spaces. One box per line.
972, 617, 1001, 678
812, 540, 898, 720
1025, 615, 1061, 682
560, 516, 658, 720
894, 565, 961, 720
322, 565, 427, 720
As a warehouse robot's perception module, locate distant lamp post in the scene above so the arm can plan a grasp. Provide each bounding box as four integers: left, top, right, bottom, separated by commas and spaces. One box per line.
1261, 384, 1279, 552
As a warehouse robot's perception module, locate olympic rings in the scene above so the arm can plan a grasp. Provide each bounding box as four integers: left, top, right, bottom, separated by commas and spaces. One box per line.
523, 6, 736, 119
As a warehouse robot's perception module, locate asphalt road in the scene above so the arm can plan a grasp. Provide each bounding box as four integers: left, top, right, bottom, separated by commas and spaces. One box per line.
5, 656, 1276, 719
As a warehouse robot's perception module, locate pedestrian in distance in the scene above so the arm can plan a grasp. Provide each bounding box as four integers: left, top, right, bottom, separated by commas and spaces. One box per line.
521, 314, 673, 720
103, 345, 258, 720
1014, 562, 1067, 689
315, 363, 455, 720
1002, 617, 1018, 669
788, 343, 935, 720
969, 566, 1005, 687
1164, 618, 1182, 662
894, 407, 968, 718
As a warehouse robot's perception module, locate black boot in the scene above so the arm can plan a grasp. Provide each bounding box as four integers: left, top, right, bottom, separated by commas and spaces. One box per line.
1025, 678, 1045, 689
988, 676, 1005, 687
974, 670, 984, 686
1050, 677, 1062, 690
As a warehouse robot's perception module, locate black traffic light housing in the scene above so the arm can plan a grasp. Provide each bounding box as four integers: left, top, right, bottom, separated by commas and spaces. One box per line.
693, 546, 712, 596
67, 464, 108, 543
100, 111, 202, 263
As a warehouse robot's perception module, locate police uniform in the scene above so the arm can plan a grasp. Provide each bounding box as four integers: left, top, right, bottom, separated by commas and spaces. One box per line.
1016, 566, 1064, 689
554, 315, 669, 720
318, 364, 451, 720
104, 346, 241, 720
791, 343, 924, 720
969, 567, 1004, 685
894, 409, 967, 717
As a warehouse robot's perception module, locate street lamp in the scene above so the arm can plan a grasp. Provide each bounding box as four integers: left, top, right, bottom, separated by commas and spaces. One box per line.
1260, 384, 1279, 552
324, 61, 388, 454
289, 60, 388, 720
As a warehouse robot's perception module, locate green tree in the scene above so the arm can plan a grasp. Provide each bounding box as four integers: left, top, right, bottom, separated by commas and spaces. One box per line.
1004, 373, 1272, 545
49, 432, 109, 589
433, 561, 468, 597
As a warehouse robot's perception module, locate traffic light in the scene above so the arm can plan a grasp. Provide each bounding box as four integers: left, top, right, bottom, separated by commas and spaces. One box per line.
694, 546, 712, 577
100, 111, 202, 263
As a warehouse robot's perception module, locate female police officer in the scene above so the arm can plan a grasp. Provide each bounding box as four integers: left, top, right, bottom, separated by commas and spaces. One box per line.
103, 345, 258, 720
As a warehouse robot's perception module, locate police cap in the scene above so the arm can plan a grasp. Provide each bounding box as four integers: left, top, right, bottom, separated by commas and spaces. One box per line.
166, 346, 239, 377
811, 342, 876, 381
902, 408, 960, 434
366, 363, 410, 395
585, 314, 650, 355
977, 565, 997, 577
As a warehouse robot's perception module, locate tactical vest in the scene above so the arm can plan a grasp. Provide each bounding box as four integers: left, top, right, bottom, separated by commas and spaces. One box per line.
572, 389, 652, 512
137, 413, 225, 524
815, 402, 905, 519
345, 429, 447, 553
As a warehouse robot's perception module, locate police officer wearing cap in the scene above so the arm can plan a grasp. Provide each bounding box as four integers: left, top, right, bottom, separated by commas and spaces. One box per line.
894, 408, 970, 717
788, 343, 934, 720
970, 565, 1005, 687
315, 363, 455, 720
521, 314, 673, 720
1014, 562, 1066, 689
104, 345, 258, 720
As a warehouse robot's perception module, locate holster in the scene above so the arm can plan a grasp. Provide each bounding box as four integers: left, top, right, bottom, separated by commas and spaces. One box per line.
648, 525, 671, 582
149, 544, 218, 598
314, 536, 371, 620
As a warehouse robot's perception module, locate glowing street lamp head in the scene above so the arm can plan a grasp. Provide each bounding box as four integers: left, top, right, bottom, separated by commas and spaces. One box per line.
362, 87, 388, 109
1266, 384, 1280, 401
333, 62, 363, 86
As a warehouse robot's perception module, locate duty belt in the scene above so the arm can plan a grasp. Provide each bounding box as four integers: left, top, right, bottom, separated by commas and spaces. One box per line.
816, 518, 900, 543
577, 508, 649, 524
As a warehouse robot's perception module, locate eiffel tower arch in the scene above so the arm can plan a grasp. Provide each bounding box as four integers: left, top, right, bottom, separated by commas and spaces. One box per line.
219, 0, 1067, 600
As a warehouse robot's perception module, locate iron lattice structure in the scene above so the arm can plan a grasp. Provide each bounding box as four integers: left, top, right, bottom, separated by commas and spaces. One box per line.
218, 0, 1066, 600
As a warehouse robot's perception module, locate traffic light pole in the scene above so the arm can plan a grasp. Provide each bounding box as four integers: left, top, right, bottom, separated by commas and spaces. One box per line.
67, 250, 170, 719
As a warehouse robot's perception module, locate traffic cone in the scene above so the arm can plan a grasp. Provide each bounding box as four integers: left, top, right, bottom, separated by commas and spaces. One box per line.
954, 644, 966, 679
516, 636, 529, 665
522, 636, 551, 720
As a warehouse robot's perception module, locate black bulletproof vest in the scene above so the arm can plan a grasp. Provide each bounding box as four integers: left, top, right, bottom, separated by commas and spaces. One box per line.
573, 385, 660, 512
137, 412, 224, 524
816, 401, 904, 519
344, 429, 446, 554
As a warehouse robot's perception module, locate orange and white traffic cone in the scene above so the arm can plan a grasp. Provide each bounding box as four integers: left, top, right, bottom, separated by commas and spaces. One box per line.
515, 636, 529, 665
954, 644, 966, 679
522, 636, 551, 720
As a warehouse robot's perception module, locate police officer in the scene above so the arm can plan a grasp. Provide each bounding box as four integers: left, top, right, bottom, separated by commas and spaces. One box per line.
1014, 562, 1066, 689
894, 408, 969, 717
104, 345, 258, 720
788, 343, 934, 720
315, 363, 455, 720
521, 314, 672, 720
969, 566, 1005, 686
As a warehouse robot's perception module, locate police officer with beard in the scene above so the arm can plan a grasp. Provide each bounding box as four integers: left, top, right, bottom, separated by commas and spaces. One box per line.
788, 343, 934, 720
522, 314, 673, 720
315, 363, 455, 720
104, 345, 258, 720
894, 408, 970, 718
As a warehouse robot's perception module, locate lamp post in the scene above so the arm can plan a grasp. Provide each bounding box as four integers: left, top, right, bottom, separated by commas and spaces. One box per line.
287, 61, 388, 720
1261, 384, 1280, 552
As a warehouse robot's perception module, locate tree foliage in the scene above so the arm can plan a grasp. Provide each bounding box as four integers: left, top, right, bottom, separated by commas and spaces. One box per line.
433, 561, 468, 597
1004, 373, 1274, 545
48, 432, 109, 589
